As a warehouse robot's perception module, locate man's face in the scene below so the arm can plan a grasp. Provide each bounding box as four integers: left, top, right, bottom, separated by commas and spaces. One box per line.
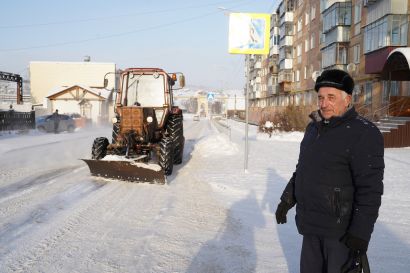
318, 87, 351, 119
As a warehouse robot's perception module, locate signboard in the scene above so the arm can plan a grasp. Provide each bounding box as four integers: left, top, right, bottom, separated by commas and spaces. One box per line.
228, 13, 270, 55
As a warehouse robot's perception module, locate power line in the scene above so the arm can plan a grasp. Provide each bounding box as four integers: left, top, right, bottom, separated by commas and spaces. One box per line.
0, 12, 216, 52
0, 0, 256, 53
0, 0, 250, 29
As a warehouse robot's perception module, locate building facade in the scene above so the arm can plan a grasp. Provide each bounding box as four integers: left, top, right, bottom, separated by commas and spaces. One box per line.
245, 0, 410, 126
29, 61, 116, 123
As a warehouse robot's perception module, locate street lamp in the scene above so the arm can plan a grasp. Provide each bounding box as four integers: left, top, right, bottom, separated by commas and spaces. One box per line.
218, 6, 250, 173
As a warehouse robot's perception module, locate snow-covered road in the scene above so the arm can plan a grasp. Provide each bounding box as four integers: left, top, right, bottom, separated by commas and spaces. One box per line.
0, 117, 409, 273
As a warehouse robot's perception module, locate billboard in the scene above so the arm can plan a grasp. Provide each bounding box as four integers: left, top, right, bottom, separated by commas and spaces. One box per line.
228, 13, 270, 55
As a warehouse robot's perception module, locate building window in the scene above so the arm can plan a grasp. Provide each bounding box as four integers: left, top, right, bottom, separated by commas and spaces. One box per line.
353, 44, 360, 64
310, 33, 315, 49
354, 0, 362, 24
297, 18, 302, 32
304, 66, 308, 79
364, 82, 372, 105
297, 44, 302, 63
322, 43, 349, 68
305, 12, 309, 25
364, 14, 408, 53
311, 5, 316, 21
305, 38, 309, 52
323, 2, 352, 33
382, 81, 400, 103
295, 70, 300, 82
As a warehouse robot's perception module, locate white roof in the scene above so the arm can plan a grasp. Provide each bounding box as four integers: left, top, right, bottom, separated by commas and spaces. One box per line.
47, 84, 111, 99
388, 47, 410, 60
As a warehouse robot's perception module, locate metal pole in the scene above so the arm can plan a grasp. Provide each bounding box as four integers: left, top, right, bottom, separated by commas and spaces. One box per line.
387, 71, 391, 117
245, 71, 249, 173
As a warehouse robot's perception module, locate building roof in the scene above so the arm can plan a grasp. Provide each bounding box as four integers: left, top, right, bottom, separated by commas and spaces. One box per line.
46, 84, 112, 100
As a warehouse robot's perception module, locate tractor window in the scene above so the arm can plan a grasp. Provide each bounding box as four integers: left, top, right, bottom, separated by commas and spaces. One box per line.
126, 74, 165, 107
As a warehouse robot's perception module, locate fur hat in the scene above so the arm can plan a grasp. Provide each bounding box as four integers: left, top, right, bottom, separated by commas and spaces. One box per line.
314, 69, 354, 94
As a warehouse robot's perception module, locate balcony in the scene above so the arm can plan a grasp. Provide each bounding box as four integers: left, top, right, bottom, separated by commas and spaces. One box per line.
254, 62, 262, 69
325, 0, 352, 9
268, 85, 278, 95
270, 45, 279, 55
279, 59, 293, 70
279, 36, 293, 47
278, 70, 293, 83
280, 12, 294, 25
323, 26, 350, 47
279, 82, 292, 92
363, 0, 379, 7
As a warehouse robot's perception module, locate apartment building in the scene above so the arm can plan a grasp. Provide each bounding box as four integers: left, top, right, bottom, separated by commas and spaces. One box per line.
249, 13, 279, 108
246, 0, 410, 126
359, 0, 410, 118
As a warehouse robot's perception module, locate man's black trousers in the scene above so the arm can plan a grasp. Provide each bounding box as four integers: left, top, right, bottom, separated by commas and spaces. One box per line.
301, 234, 350, 273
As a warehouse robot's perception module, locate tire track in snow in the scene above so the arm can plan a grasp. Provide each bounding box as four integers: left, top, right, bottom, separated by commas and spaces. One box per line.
1, 180, 122, 272
0, 166, 79, 204
1, 180, 172, 273
0, 180, 106, 256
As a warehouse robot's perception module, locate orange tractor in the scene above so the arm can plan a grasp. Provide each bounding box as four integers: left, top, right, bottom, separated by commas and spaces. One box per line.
83, 68, 185, 184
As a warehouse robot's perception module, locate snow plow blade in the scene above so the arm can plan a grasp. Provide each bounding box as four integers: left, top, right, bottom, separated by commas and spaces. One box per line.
82, 159, 166, 184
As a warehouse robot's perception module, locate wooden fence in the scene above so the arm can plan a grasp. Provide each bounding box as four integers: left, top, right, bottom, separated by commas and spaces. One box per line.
0, 110, 35, 131
383, 121, 410, 148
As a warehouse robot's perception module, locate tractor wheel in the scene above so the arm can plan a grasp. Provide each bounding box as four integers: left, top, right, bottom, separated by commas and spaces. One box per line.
112, 122, 120, 144
159, 136, 174, 176
91, 137, 109, 160
168, 114, 184, 164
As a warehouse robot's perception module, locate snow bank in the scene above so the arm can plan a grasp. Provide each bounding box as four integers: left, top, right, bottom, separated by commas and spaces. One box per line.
194, 134, 238, 157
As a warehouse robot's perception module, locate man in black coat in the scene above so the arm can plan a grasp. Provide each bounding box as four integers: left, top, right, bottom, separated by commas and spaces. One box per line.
275, 69, 384, 273
52, 109, 60, 133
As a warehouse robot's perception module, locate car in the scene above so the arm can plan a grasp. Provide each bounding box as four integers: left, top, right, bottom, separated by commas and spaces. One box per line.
36, 114, 76, 133
68, 113, 89, 128
193, 115, 200, 121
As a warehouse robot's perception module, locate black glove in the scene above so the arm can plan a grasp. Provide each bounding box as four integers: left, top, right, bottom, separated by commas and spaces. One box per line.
341, 250, 364, 273
342, 233, 369, 254
275, 201, 292, 224
341, 234, 370, 273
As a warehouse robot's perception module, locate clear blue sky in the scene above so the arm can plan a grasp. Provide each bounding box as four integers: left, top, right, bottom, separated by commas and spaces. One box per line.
0, 0, 277, 90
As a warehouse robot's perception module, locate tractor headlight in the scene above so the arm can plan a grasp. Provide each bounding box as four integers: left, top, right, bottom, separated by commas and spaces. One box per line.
146, 116, 153, 123
112, 117, 118, 123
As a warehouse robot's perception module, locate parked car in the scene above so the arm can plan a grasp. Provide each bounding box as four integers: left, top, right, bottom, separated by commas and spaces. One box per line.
68, 113, 89, 128
193, 115, 200, 121
36, 114, 76, 133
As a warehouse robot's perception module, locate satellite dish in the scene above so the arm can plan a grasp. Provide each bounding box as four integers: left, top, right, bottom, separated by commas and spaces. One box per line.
347, 63, 356, 73
312, 71, 321, 81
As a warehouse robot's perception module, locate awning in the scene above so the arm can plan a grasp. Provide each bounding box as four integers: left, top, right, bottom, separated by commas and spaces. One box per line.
381, 47, 410, 81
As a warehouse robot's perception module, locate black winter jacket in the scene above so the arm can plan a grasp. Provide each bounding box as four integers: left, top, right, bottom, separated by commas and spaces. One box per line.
281, 107, 384, 242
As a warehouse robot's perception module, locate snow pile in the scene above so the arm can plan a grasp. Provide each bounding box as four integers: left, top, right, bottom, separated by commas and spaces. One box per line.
102, 155, 161, 171
194, 134, 238, 157
256, 130, 304, 142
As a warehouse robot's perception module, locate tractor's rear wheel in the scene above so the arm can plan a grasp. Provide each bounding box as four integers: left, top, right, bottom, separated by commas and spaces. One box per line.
159, 136, 174, 176
91, 137, 109, 160
168, 114, 184, 164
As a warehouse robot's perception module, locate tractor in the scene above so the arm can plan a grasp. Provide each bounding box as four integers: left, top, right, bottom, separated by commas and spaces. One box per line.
83, 68, 185, 184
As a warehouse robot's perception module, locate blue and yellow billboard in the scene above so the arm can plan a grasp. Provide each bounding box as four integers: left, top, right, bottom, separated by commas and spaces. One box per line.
228, 13, 271, 55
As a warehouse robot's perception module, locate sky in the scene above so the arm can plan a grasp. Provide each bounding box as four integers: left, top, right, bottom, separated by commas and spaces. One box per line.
0, 116, 409, 272
0, 0, 278, 90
